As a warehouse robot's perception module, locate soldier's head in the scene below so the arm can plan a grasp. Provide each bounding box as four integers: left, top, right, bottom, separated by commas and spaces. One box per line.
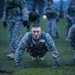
31, 24, 42, 40
47, 0, 53, 6
31, 8, 36, 14
31, 8, 37, 15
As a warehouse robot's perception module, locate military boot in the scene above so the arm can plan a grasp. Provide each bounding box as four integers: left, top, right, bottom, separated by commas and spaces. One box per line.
51, 61, 60, 69
7, 52, 15, 59
38, 57, 44, 61
32, 57, 44, 61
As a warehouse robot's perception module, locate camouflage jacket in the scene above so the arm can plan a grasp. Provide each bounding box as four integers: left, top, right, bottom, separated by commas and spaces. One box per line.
64, 4, 75, 20
2, 0, 29, 22
68, 24, 75, 46
15, 32, 58, 63
43, 3, 59, 19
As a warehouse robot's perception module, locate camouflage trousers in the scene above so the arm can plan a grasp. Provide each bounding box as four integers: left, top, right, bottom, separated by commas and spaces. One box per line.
34, 0, 45, 19
8, 19, 23, 53
46, 18, 58, 38
66, 20, 72, 36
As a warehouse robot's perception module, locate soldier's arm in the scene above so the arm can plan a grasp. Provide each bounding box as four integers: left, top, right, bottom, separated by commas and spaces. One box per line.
64, 7, 72, 20
45, 33, 59, 63
67, 25, 75, 42
15, 32, 29, 65
55, 3, 60, 17
54, 5, 60, 22
20, 0, 29, 21
2, 0, 8, 22
43, 6, 47, 15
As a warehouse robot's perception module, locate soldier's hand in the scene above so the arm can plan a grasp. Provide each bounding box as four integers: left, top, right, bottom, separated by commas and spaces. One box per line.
3, 22, 7, 29
56, 18, 59, 22
23, 21, 28, 27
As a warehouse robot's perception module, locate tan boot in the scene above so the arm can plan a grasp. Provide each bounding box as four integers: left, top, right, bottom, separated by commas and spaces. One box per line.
65, 38, 70, 42
39, 57, 44, 61
32, 57, 44, 61
32, 57, 37, 60
7, 53, 15, 59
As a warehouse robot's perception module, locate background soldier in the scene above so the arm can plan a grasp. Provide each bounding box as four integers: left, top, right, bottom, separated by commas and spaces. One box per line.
43, 0, 59, 38
33, 0, 46, 20
27, 8, 39, 32
2, 0, 29, 59
64, 0, 75, 41
67, 24, 75, 63
15, 25, 60, 68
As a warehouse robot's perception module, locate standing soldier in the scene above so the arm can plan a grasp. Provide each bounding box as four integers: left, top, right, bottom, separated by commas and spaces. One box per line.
67, 24, 75, 63
15, 25, 60, 68
2, 0, 29, 59
27, 8, 39, 31
64, 0, 75, 41
43, 0, 59, 38
33, 0, 46, 20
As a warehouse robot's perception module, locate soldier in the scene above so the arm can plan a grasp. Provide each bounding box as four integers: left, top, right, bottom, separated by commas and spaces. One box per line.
67, 24, 75, 63
33, 0, 46, 20
64, 0, 75, 41
15, 24, 60, 68
27, 8, 39, 31
2, 0, 29, 59
26, 0, 34, 11
43, 0, 59, 38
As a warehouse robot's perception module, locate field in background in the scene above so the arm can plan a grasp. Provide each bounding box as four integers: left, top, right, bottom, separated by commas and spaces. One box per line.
0, 19, 75, 75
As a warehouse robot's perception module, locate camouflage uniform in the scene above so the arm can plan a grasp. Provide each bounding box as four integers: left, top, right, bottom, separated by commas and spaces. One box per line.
33, 0, 46, 19
15, 32, 59, 67
26, 0, 34, 11
65, 3, 75, 36
2, 0, 29, 53
27, 9, 39, 31
67, 24, 75, 63
43, 2, 59, 38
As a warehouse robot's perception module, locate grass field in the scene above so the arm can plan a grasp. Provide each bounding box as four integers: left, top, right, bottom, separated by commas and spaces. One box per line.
0, 18, 75, 75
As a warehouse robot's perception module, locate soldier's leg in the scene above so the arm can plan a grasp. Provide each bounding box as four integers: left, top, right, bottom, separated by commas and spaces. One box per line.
51, 19, 58, 38
38, 1, 45, 19
46, 19, 51, 36
66, 21, 72, 37
66, 21, 72, 41
7, 21, 15, 58
8, 21, 15, 49
10, 21, 23, 53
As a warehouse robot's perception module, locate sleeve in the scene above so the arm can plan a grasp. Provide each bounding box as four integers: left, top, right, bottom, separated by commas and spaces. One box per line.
43, 6, 47, 15
2, 0, 8, 22
45, 33, 59, 62
67, 25, 75, 43
15, 32, 30, 63
20, 0, 29, 21
64, 7, 72, 20
54, 4, 60, 18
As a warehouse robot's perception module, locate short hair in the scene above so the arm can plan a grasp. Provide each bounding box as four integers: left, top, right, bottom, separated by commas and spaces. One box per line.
32, 24, 40, 28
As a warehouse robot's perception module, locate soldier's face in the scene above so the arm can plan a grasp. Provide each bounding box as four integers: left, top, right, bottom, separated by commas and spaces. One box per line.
31, 27, 41, 40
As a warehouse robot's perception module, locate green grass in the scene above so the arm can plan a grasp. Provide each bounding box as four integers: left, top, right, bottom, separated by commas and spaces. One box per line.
0, 18, 75, 75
